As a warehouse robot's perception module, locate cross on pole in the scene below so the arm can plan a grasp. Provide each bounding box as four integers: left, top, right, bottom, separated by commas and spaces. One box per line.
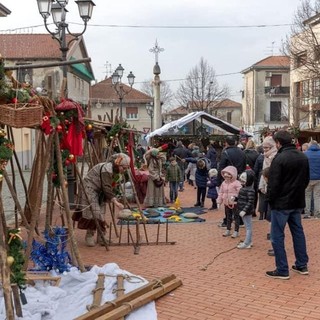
149, 39, 164, 63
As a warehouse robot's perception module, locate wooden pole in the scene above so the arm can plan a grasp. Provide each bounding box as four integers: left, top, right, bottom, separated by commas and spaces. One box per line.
116, 275, 125, 320
0, 181, 14, 320
75, 274, 177, 320
11, 284, 22, 317
87, 273, 105, 311
54, 132, 85, 272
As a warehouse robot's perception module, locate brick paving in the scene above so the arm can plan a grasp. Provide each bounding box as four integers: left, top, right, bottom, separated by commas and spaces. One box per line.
30, 183, 320, 319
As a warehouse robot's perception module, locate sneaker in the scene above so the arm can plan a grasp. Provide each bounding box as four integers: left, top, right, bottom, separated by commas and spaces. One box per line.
265, 270, 290, 280
223, 230, 231, 237
239, 224, 245, 228
231, 231, 239, 238
209, 207, 217, 210
292, 265, 309, 275
267, 249, 275, 256
194, 203, 201, 207
218, 222, 227, 228
267, 233, 271, 240
237, 242, 252, 249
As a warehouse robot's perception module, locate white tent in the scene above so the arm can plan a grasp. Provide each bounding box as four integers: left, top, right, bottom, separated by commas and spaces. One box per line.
146, 111, 252, 142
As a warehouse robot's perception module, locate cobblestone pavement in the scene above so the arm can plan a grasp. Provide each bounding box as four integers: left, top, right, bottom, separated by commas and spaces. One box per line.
16, 180, 320, 319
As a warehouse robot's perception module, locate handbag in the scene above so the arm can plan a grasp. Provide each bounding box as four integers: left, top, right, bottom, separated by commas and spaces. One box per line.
154, 179, 164, 188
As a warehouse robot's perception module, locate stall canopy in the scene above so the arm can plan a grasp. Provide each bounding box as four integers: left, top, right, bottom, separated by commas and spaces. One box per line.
146, 111, 252, 142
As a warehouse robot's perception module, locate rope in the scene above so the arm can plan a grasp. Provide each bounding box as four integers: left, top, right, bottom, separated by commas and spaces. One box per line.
199, 246, 237, 271
122, 302, 134, 310
151, 279, 164, 290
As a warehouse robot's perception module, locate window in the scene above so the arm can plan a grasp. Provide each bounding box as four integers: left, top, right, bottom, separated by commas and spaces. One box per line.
312, 79, 320, 104
295, 51, 307, 68
16, 68, 33, 84
226, 111, 232, 123
270, 74, 282, 87
126, 106, 138, 119
270, 101, 282, 121
302, 80, 310, 105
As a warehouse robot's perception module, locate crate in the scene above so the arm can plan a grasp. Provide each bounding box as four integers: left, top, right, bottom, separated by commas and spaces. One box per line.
0, 103, 43, 128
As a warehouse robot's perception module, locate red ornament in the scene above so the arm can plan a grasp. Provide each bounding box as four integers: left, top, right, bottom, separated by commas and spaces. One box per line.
56, 124, 63, 133
51, 172, 57, 180
68, 154, 76, 163
65, 159, 71, 166
64, 119, 70, 125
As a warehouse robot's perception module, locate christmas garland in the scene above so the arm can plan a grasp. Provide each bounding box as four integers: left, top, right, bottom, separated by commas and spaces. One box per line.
30, 226, 72, 273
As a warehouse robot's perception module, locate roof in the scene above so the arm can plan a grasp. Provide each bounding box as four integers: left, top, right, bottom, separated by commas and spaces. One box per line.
90, 77, 153, 103
241, 56, 290, 74
0, 3, 11, 16
146, 111, 251, 142
164, 106, 188, 115
0, 34, 72, 59
212, 99, 241, 108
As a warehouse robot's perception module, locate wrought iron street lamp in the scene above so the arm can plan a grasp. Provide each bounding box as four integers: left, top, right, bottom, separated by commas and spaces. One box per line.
37, 0, 95, 98
111, 64, 135, 120
146, 102, 154, 132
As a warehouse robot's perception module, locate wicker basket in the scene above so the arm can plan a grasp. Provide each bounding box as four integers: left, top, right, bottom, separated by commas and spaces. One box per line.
0, 103, 43, 128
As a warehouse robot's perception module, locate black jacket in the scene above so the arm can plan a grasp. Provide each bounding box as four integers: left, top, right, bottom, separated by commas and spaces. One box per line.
267, 144, 310, 210
236, 170, 255, 215
217, 146, 246, 186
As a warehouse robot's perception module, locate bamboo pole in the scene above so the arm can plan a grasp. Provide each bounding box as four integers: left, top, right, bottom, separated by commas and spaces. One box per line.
54, 132, 85, 272
116, 275, 125, 320
75, 274, 176, 320
95, 278, 182, 320
87, 273, 105, 311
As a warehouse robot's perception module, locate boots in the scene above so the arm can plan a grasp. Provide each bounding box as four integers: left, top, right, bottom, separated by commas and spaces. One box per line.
85, 230, 96, 247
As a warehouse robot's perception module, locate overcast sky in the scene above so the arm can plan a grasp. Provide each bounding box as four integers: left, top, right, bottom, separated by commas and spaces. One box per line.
1, 0, 303, 104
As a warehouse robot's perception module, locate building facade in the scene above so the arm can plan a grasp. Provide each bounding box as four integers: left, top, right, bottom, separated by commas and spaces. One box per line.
241, 56, 290, 141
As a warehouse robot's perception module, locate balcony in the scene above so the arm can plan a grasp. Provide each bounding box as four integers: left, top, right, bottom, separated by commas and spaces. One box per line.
264, 114, 289, 124
265, 86, 290, 96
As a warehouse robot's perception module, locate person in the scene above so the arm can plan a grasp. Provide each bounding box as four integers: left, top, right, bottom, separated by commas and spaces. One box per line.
207, 168, 218, 210
304, 140, 320, 217
266, 130, 310, 280
244, 140, 259, 170
206, 140, 217, 169
216, 166, 242, 237
185, 150, 198, 188
74, 153, 129, 247
185, 154, 211, 207
234, 169, 256, 249
143, 148, 166, 208
217, 136, 246, 227
254, 145, 265, 219
166, 156, 182, 203
172, 141, 191, 191
136, 144, 146, 160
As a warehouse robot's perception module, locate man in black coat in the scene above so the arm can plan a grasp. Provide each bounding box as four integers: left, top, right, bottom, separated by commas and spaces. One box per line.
266, 130, 310, 280
217, 136, 246, 186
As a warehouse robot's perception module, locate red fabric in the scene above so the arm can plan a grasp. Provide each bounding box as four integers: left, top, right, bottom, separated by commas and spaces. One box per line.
66, 122, 83, 156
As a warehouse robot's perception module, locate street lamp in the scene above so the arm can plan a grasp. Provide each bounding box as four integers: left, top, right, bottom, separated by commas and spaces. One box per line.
111, 64, 135, 120
37, 0, 95, 98
146, 102, 154, 132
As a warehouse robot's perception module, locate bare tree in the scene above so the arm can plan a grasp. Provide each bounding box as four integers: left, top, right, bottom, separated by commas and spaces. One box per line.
175, 57, 229, 113
140, 80, 174, 110
282, 0, 320, 127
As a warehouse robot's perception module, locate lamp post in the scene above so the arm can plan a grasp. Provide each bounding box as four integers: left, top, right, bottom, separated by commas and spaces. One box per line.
146, 102, 154, 132
111, 64, 135, 120
37, 0, 95, 98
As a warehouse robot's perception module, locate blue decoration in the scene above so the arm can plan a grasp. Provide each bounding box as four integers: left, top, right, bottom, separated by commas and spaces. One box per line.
29, 227, 72, 273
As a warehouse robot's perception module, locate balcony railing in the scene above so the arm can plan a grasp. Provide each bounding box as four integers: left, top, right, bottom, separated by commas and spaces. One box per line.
265, 86, 290, 95
264, 114, 289, 123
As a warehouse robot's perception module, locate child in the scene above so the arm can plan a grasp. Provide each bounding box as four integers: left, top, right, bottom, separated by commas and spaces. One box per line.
217, 166, 242, 237
166, 157, 182, 203
234, 170, 256, 249
185, 154, 210, 207
185, 150, 198, 188
207, 168, 218, 210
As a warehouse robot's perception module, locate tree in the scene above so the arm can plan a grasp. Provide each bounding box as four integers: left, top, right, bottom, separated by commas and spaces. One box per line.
282, 0, 320, 127
175, 57, 229, 113
140, 80, 174, 110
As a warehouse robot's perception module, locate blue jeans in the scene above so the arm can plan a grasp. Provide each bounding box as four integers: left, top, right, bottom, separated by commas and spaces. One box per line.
270, 209, 308, 275
169, 181, 179, 202
242, 215, 252, 245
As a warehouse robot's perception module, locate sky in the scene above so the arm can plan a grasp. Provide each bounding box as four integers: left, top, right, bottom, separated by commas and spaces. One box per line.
0, 0, 304, 105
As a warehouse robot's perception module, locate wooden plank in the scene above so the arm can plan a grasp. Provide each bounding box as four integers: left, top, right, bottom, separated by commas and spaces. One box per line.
75, 274, 176, 320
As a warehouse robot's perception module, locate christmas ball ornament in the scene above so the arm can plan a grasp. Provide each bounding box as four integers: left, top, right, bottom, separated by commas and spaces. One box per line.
86, 124, 93, 131
64, 119, 70, 125
68, 154, 75, 161
0, 174, 3, 182
0, 129, 6, 137
60, 112, 64, 116
11, 97, 18, 104
51, 173, 57, 181
6, 256, 14, 266
56, 124, 63, 133
65, 159, 71, 166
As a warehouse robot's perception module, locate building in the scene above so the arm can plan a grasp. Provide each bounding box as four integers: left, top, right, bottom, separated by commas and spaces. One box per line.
163, 98, 241, 128
90, 77, 153, 136
0, 33, 94, 168
290, 12, 320, 129
0, 3, 10, 17
241, 56, 290, 141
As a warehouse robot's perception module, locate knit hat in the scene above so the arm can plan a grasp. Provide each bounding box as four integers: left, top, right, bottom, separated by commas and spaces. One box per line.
113, 153, 131, 167
151, 148, 159, 156
262, 136, 276, 148
209, 168, 218, 177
